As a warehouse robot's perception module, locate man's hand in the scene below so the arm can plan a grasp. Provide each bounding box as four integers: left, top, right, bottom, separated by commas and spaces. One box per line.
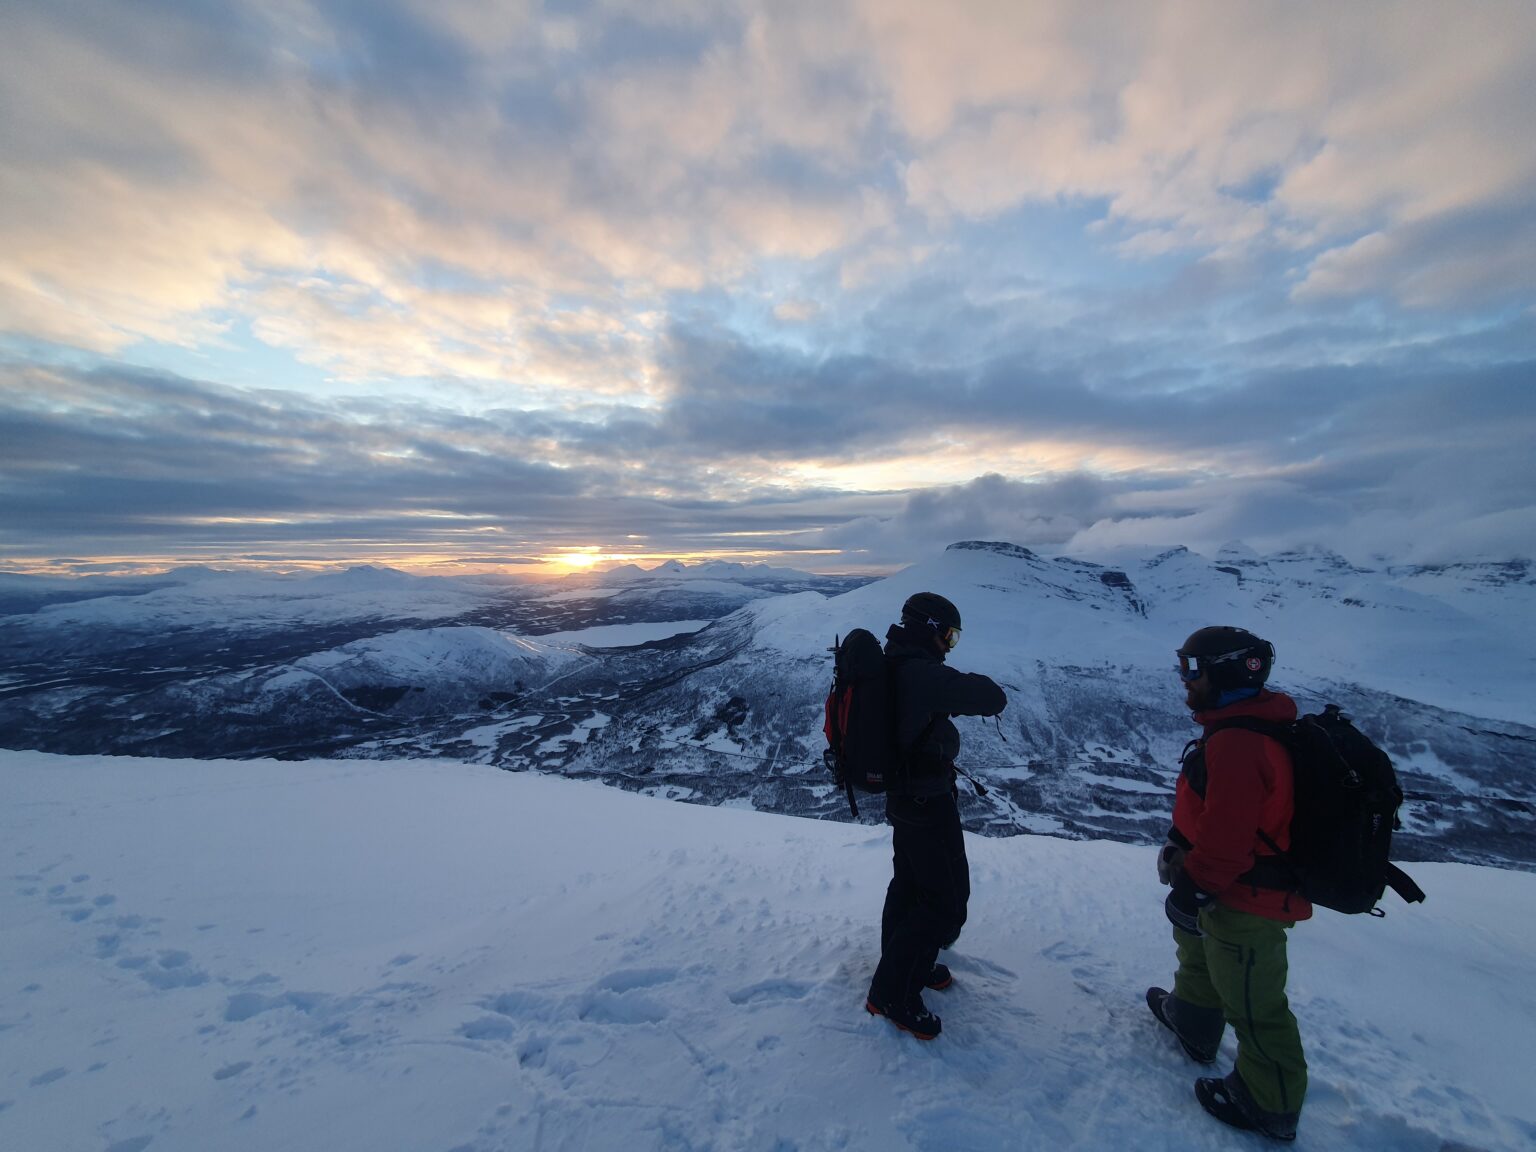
1165, 871, 1213, 936
1156, 842, 1185, 887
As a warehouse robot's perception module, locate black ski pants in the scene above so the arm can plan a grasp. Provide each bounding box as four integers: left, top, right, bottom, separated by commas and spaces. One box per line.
870, 790, 970, 1007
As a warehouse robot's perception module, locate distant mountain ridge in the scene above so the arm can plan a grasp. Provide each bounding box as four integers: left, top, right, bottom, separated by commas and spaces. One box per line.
2, 542, 1531, 869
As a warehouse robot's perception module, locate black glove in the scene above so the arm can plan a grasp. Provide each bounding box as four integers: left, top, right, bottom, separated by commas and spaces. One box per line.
1164, 871, 1213, 936
1156, 842, 1185, 887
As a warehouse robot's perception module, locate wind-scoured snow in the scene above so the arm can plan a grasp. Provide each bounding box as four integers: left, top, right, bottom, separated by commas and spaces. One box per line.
1, 750, 1531, 1152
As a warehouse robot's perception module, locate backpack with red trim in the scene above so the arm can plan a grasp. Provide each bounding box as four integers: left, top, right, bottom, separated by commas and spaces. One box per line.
821, 629, 898, 817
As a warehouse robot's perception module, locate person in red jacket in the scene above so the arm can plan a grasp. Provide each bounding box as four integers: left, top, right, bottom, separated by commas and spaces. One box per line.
1147, 626, 1308, 1142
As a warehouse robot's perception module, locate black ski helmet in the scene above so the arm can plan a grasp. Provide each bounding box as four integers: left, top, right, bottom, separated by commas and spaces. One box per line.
901, 591, 962, 634
1177, 626, 1275, 691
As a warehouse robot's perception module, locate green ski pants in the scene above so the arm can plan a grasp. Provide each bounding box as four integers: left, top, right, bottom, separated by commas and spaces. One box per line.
1172, 904, 1308, 1116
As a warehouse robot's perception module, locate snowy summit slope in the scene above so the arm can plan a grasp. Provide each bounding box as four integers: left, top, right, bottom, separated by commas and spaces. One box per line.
1, 750, 1532, 1152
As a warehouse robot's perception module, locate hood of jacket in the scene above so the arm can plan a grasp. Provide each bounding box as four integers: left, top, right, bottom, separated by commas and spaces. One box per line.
884, 622, 942, 664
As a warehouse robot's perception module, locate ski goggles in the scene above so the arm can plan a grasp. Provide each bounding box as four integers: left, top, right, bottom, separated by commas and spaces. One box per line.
1177, 642, 1273, 681
1176, 655, 1206, 682
941, 625, 961, 651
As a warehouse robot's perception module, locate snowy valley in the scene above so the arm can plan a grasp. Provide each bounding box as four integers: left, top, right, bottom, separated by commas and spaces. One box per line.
2, 542, 1531, 871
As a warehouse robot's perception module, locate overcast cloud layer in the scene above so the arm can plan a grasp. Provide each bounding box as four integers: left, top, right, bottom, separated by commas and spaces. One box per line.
2, 1, 1533, 574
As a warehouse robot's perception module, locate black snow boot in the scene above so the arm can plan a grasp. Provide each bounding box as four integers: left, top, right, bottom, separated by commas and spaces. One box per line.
1146, 987, 1221, 1064
926, 963, 953, 991
1195, 1071, 1298, 1142
865, 994, 942, 1040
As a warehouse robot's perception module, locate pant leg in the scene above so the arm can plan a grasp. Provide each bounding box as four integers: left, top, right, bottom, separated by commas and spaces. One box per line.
1167, 924, 1228, 1051
1171, 924, 1222, 1009
870, 793, 970, 1005
1200, 904, 1308, 1117
880, 826, 917, 952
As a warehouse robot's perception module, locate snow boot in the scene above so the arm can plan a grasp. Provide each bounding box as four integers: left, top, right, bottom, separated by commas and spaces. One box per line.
1196, 1072, 1298, 1142
865, 994, 942, 1040
926, 963, 953, 991
1146, 986, 1221, 1064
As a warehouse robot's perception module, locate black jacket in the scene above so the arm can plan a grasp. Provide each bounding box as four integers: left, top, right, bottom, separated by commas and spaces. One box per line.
883, 623, 1007, 797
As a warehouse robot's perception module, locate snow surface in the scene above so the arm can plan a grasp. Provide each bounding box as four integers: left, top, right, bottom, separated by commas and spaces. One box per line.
2, 751, 1533, 1152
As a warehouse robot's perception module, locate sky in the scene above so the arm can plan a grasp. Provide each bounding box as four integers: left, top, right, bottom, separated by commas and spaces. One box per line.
1, 0, 1534, 577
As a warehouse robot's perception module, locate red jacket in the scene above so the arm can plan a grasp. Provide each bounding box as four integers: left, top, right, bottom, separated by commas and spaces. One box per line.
1172, 690, 1312, 922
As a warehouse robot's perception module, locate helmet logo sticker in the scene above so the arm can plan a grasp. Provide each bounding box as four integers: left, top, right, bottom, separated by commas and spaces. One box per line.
1246, 657, 1263, 671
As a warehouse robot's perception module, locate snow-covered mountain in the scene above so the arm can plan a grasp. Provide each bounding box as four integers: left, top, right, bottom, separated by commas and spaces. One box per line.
3, 750, 1533, 1152
2, 544, 1531, 869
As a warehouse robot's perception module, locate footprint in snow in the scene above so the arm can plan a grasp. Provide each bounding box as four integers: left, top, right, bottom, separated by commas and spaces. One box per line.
951, 953, 1018, 981
459, 1016, 518, 1042
592, 967, 679, 993
1041, 940, 1093, 964
727, 979, 815, 1005
576, 989, 668, 1025
517, 1037, 550, 1067
29, 1067, 68, 1087
481, 989, 559, 1023
138, 951, 210, 990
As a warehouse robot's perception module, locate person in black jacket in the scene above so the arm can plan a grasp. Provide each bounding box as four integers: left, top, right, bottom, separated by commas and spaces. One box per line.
865, 592, 1007, 1040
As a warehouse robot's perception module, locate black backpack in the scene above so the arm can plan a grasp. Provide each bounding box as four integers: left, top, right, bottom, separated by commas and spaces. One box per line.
1192, 704, 1426, 915
822, 629, 899, 817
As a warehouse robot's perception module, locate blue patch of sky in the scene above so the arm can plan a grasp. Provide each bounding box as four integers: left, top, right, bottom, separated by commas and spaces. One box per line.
1, 322, 342, 402
310, 0, 472, 91
948, 199, 1188, 290
493, 74, 587, 144
1218, 167, 1284, 205
411, 259, 502, 297
581, 7, 731, 70
750, 143, 866, 200
0, 334, 111, 377
702, 197, 1191, 356
115, 319, 334, 396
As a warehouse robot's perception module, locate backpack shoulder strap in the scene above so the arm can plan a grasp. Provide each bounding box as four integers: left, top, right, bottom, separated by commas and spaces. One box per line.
1200, 716, 1295, 861
1386, 862, 1427, 904
885, 652, 939, 749
1202, 716, 1292, 743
